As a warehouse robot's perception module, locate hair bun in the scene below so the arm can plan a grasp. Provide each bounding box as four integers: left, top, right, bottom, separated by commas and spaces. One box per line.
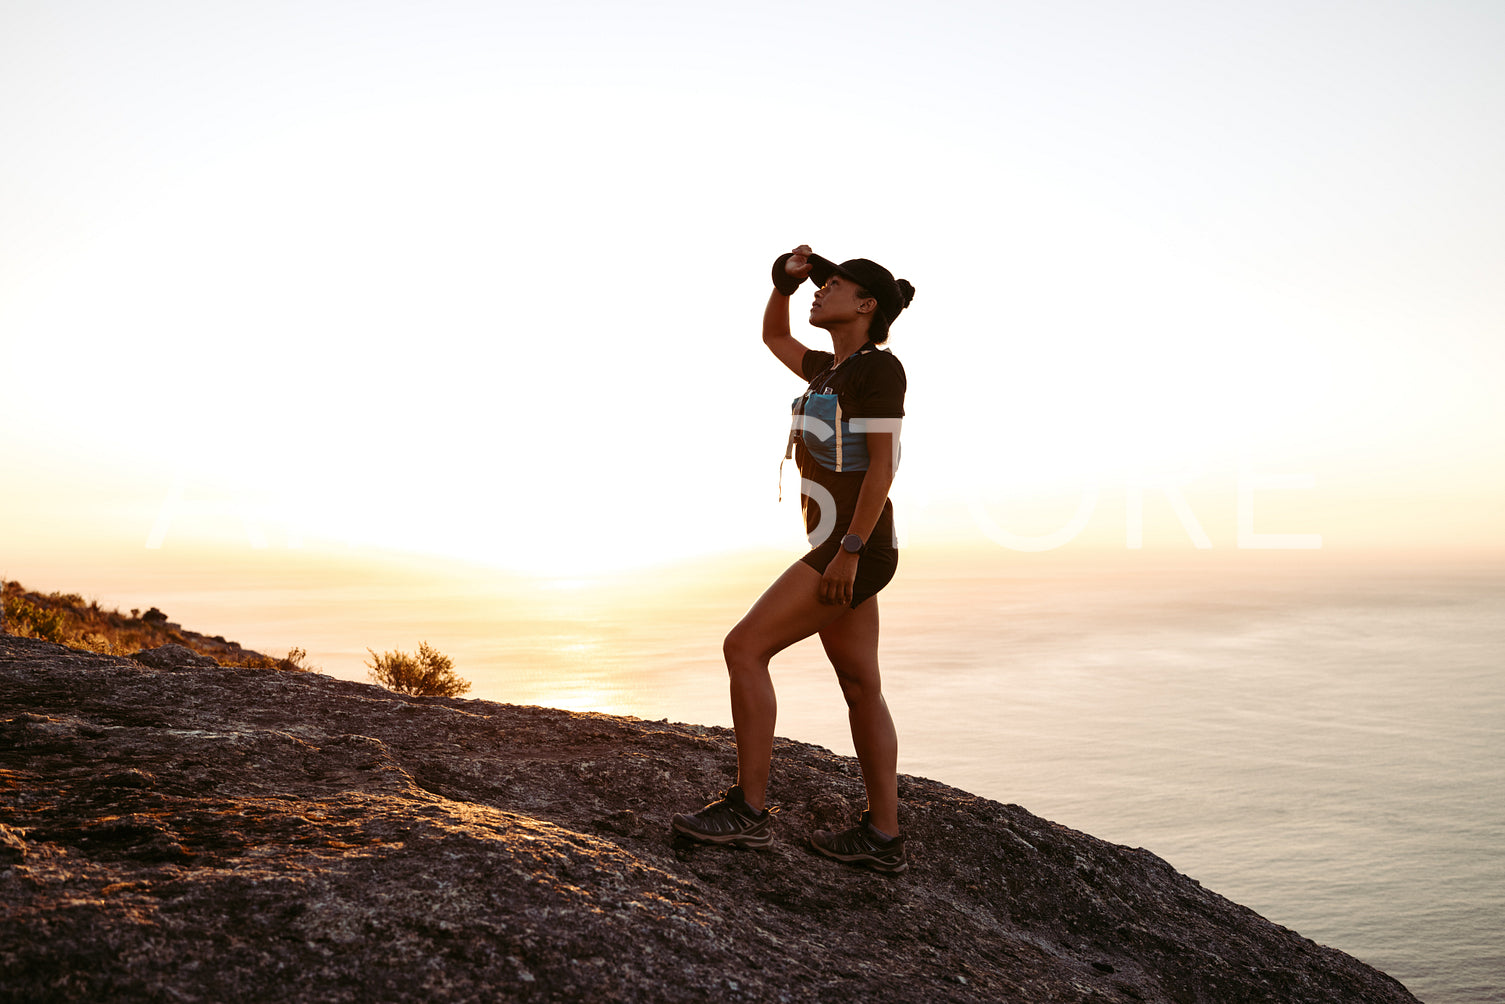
896, 279, 915, 309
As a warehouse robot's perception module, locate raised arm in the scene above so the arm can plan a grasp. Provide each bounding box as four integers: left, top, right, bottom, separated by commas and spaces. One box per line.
764, 244, 816, 377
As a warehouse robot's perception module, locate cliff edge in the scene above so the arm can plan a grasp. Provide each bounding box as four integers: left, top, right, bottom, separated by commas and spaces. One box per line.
0, 635, 1417, 1003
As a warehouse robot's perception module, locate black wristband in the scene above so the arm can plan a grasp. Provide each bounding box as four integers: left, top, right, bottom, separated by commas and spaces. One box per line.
772, 253, 806, 296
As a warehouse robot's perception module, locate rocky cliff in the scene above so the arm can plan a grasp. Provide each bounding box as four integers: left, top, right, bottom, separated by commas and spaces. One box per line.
0, 635, 1418, 1003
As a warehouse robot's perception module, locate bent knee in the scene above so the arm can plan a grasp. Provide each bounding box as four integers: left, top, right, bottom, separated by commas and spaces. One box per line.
835, 672, 881, 709
723, 627, 762, 673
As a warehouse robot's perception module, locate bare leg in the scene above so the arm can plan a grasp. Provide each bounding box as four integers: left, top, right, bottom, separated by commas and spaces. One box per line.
723, 560, 852, 811
819, 597, 899, 836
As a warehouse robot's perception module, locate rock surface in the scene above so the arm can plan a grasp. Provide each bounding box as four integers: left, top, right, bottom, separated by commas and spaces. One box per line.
128, 643, 222, 671
1, 635, 1418, 1003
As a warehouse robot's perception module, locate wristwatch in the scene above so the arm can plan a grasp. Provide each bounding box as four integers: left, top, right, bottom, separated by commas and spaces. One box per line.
840, 533, 865, 554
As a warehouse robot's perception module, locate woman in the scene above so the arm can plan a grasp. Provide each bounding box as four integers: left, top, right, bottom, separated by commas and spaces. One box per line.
672, 244, 915, 872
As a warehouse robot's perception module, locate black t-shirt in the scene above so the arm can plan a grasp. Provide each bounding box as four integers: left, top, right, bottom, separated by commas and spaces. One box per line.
793, 343, 906, 549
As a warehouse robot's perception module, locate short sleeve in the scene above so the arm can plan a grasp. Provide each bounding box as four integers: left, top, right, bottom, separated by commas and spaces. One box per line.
802, 349, 835, 381
847, 351, 906, 418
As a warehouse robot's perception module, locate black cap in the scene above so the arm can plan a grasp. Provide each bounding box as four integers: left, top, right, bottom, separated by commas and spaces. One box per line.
806, 254, 915, 326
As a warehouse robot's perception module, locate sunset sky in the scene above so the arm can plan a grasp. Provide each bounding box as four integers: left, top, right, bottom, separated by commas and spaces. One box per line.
3, 1, 1502, 580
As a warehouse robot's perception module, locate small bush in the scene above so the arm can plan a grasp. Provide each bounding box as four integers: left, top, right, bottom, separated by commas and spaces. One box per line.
77, 632, 113, 653
366, 642, 470, 697
5, 597, 68, 644
278, 646, 317, 673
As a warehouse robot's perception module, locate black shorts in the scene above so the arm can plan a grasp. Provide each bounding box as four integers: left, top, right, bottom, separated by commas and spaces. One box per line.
800, 539, 899, 609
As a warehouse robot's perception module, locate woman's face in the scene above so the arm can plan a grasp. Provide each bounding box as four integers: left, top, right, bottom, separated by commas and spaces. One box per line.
808, 275, 875, 331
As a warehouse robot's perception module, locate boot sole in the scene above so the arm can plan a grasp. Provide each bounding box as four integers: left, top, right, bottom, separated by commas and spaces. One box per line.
811, 841, 908, 873
670, 818, 774, 850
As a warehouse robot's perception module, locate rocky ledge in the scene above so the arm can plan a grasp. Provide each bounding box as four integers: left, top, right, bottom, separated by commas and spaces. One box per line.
0, 635, 1417, 1003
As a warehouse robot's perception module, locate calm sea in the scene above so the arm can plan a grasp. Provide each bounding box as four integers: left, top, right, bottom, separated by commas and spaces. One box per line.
27, 548, 1505, 1004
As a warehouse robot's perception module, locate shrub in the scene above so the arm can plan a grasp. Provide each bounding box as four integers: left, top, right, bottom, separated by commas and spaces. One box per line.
366, 642, 470, 697
5, 597, 68, 644
278, 646, 317, 673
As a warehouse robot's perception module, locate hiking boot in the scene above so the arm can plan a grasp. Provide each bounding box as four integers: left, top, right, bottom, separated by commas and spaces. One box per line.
671, 786, 775, 849
811, 810, 907, 873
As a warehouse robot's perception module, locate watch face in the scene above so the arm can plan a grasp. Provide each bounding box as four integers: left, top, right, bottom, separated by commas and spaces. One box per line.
841, 534, 863, 553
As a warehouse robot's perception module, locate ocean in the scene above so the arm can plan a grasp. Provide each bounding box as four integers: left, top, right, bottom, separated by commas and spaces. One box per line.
21, 547, 1504, 1004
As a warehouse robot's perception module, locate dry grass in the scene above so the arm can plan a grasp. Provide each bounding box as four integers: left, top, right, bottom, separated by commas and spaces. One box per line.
3, 581, 462, 691
1, 580, 314, 671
